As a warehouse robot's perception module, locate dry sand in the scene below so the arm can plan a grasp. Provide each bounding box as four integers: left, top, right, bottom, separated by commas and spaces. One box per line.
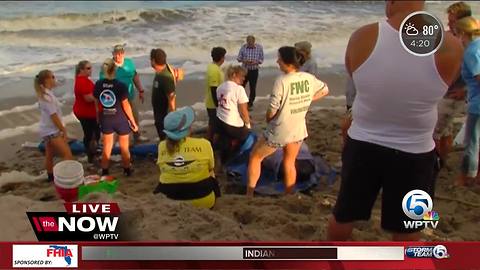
1, 70, 479, 242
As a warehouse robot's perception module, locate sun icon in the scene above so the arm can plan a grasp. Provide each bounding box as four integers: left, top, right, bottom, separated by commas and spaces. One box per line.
405, 22, 419, 36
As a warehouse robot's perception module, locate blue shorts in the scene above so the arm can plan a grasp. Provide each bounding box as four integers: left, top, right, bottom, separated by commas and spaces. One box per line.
100, 117, 131, 135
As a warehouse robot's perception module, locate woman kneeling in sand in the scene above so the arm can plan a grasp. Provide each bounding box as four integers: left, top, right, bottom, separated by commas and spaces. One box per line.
35, 70, 74, 182
154, 107, 220, 209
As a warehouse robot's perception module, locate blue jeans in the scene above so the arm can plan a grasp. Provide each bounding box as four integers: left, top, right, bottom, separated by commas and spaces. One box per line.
462, 113, 480, 177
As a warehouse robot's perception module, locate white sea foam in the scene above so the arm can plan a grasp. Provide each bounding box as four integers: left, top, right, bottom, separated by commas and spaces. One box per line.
0, 112, 78, 140
0, 170, 45, 188
0, 103, 39, 117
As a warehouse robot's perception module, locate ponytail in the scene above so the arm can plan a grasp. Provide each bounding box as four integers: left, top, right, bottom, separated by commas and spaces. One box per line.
34, 70, 51, 101
102, 58, 116, 80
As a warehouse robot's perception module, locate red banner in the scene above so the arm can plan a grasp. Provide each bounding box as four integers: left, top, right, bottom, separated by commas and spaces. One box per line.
1, 241, 479, 269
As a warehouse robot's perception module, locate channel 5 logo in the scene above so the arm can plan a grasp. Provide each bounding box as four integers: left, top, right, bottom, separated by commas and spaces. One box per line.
402, 190, 439, 229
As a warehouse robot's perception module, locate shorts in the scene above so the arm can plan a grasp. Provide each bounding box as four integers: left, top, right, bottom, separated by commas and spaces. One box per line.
207, 108, 216, 127
42, 131, 63, 143
100, 117, 131, 135
262, 131, 303, 148
333, 136, 437, 233
434, 98, 466, 139
216, 118, 249, 142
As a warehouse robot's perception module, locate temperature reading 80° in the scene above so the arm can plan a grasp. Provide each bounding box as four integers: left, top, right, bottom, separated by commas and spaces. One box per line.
423, 25, 439, 36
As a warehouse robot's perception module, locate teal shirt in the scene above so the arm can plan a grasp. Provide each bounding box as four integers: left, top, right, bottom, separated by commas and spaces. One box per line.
99, 58, 137, 100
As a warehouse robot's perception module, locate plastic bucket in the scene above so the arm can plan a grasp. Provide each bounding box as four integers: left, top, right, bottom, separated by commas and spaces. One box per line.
53, 160, 84, 202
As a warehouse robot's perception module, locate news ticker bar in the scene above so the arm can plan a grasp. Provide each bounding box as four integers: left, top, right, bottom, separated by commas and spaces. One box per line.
82, 246, 404, 261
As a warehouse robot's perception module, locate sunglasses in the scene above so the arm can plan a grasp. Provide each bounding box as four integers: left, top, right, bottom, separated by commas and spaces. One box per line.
85, 66, 92, 70
50, 75, 55, 79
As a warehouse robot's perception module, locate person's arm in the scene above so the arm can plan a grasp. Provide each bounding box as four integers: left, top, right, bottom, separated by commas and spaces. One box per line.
266, 78, 283, 123
238, 103, 250, 127
257, 45, 264, 65
121, 99, 138, 132
435, 31, 464, 87
83, 94, 95, 102
133, 72, 145, 103
166, 76, 176, 112
312, 81, 329, 101
237, 46, 244, 63
50, 114, 67, 139
167, 92, 176, 112
345, 76, 356, 109
210, 86, 218, 107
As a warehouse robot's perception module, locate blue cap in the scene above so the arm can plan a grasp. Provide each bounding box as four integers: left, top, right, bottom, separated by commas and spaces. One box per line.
163, 107, 195, 140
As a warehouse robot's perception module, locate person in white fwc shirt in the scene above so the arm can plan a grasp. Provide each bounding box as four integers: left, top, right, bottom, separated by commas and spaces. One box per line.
247, 46, 329, 196
327, 0, 463, 241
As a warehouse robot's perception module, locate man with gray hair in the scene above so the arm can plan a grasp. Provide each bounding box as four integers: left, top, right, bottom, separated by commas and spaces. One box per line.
237, 35, 264, 109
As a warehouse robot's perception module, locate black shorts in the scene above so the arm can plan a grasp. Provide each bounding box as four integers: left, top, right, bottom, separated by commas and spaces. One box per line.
100, 117, 131, 136
215, 118, 249, 142
333, 136, 437, 233
207, 108, 217, 127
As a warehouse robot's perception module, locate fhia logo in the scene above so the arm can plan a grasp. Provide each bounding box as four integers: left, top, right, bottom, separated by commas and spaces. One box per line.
27, 203, 122, 241
12, 245, 78, 268
402, 190, 439, 229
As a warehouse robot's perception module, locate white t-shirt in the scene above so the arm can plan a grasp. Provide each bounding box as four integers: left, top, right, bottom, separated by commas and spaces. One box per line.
38, 90, 63, 138
265, 71, 325, 145
216, 80, 249, 127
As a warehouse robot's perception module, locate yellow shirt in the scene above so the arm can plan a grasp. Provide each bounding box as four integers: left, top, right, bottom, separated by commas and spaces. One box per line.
157, 137, 214, 184
205, 63, 224, 109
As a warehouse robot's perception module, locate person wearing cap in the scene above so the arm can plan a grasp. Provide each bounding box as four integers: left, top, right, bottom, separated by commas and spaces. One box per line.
237, 35, 264, 109
99, 44, 148, 144
455, 16, 480, 186
150, 48, 177, 141
94, 58, 139, 177
434, 2, 471, 169
295, 41, 319, 78
154, 107, 220, 209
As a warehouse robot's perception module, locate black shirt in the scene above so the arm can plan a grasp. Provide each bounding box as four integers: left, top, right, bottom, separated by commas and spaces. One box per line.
94, 79, 128, 119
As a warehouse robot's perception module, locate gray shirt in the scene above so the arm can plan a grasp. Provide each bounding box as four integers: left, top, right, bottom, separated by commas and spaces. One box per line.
299, 58, 319, 78
265, 71, 325, 145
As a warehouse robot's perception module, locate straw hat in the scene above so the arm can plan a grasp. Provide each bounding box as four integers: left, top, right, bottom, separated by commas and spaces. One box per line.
456, 16, 480, 35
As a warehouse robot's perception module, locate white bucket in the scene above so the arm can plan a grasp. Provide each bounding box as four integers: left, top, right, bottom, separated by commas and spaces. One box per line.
53, 160, 84, 189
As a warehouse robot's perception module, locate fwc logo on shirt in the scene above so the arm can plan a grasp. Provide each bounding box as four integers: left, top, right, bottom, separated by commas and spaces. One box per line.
402, 189, 439, 229
12, 244, 78, 268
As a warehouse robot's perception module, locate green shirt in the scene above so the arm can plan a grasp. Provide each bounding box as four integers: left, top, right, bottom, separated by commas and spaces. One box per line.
205, 63, 224, 109
99, 58, 137, 100
152, 67, 176, 114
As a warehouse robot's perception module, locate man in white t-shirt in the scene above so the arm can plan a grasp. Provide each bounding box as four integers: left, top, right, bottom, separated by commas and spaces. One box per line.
216, 66, 251, 143
247, 46, 329, 196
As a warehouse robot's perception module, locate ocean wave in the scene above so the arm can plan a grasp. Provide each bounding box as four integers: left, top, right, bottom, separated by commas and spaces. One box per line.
0, 8, 194, 32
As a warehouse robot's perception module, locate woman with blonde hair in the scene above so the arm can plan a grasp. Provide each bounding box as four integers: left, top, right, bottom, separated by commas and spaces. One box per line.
455, 16, 480, 186
73, 60, 99, 163
94, 58, 138, 176
35, 70, 73, 182
215, 65, 251, 144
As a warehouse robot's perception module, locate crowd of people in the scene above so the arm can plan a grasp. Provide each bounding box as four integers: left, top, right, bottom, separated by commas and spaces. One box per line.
33, 0, 480, 240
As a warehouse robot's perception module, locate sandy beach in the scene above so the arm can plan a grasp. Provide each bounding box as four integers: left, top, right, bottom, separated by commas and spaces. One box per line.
0, 68, 479, 242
